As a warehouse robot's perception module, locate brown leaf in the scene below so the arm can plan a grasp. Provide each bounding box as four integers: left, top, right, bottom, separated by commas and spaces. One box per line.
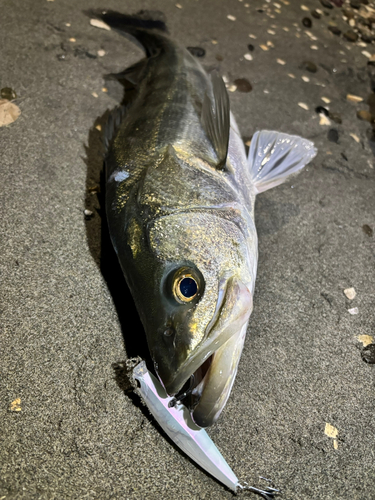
0, 99, 21, 126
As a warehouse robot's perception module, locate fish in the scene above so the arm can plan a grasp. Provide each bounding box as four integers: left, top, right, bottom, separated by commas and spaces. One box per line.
97, 11, 317, 428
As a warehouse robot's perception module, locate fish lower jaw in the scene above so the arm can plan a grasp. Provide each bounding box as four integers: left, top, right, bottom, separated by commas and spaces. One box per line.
189, 325, 247, 428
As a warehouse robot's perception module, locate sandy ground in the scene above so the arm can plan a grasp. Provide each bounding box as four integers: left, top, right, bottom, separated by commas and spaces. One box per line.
1, 0, 375, 498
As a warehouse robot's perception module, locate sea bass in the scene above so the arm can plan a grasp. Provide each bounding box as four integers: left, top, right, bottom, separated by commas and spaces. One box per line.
99, 11, 317, 428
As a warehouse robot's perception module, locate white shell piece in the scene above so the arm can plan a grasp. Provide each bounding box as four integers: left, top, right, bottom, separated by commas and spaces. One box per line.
133, 361, 240, 492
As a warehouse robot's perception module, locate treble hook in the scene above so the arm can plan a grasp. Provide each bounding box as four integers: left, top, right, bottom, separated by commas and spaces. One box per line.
168, 374, 195, 408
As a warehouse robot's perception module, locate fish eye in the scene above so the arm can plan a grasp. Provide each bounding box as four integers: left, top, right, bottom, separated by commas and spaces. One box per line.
171, 268, 201, 304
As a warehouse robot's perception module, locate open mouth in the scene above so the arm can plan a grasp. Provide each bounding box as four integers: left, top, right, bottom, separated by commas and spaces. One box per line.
170, 353, 214, 409
169, 324, 246, 428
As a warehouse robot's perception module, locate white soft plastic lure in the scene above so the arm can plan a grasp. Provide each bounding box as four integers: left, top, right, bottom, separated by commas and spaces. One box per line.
133, 361, 279, 497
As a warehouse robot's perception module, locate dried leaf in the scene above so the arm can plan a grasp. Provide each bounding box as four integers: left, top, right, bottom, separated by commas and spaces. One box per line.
357, 335, 374, 347
0, 99, 21, 126
10, 398, 22, 412
325, 423, 338, 439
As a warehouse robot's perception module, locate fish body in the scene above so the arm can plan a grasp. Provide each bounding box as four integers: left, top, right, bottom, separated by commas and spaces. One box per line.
100, 11, 317, 428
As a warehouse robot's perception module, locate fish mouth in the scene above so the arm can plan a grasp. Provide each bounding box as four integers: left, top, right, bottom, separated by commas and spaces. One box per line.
163, 276, 252, 427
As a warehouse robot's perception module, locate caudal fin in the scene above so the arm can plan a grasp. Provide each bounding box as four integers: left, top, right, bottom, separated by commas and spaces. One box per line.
248, 131, 317, 193
87, 9, 168, 56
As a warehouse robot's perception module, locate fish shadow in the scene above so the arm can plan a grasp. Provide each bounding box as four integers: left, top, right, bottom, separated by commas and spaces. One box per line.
83, 91, 150, 364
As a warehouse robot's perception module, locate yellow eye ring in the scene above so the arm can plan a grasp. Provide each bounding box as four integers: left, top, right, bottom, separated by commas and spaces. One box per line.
173, 273, 198, 303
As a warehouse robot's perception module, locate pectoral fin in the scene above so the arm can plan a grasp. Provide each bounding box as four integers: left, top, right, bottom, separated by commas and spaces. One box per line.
248, 130, 317, 193
201, 71, 230, 170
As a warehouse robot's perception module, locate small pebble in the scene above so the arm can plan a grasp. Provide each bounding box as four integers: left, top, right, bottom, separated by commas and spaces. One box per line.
227, 84, 237, 92
249, 34, 257, 39
305, 30, 318, 41
95, 124, 102, 131
260, 44, 269, 51
302, 75, 310, 82
300, 61, 317, 73
321, 97, 331, 103
362, 51, 372, 59
348, 307, 359, 315
65, 23, 71, 27
344, 287, 356, 300
361, 344, 375, 364
329, 112, 342, 124
244, 53, 253, 61
234, 78, 252, 92
311, 45, 318, 50
227, 15, 236, 21
91, 92, 98, 98
1, 87, 17, 100
311, 10, 321, 19
342, 8, 355, 18
328, 25, 341, 35
328, 128, 339, 143
320, 0, 333, 8
302, 17, 312, 27
248, 44, 255, 51
316, 105, 329, 116
298, 102, 309, 110
361, 34, 374, 44
357, 110, 373, 122
319, 114, 331, 125
283, 27, 289, 31
350, 0, 361, 8
362, 224, 373, 236
347, 94, 363, 103
267, 40, 274, 47
69, 38, 76, 42
349, 18, 356, 27
187, 47, 205, 57
267, 29, 276, 35
175, 3, 182, 8
277, 58, 286, 65
84, 209, 94, 220
301, 5, 310, 11
288, 73, 296, 78
97, 49, 105, 57
343, 30, 358, 42
212, 39, 218, 45
102, 87, 108, 93
350, 133, 360, 142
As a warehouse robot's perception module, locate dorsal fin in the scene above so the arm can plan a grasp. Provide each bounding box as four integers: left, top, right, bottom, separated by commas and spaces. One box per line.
201, 71, 230, 170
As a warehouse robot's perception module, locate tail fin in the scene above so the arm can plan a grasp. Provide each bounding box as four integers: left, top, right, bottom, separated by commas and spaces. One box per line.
248, 130, 317, 193
87, 10, 168, 56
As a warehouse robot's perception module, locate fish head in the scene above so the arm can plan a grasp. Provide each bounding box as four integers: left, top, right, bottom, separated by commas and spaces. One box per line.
126, 209, 256, 427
